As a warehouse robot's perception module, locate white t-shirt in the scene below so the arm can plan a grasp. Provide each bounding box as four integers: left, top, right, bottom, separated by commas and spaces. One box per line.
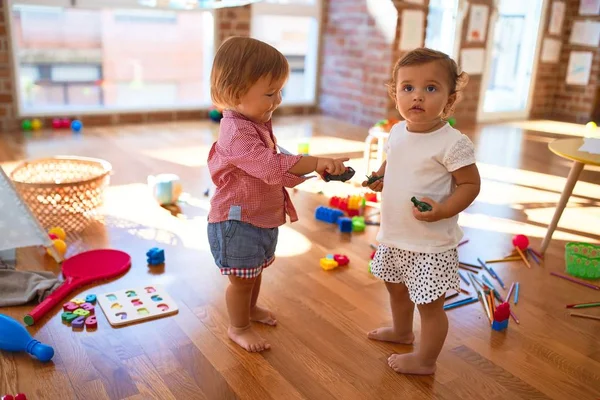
376, 121, 476, 253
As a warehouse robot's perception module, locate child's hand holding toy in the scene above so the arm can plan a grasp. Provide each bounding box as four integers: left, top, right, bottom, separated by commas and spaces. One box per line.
411, 196, 448, 222
362, 172, 384, 192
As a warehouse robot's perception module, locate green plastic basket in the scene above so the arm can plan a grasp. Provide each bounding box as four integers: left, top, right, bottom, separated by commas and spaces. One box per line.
565, 242, 600, 279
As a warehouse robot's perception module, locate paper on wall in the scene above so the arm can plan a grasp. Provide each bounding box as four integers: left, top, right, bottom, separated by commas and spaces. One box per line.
399, 9, 424, 51
548, 1, 566, 35
579, 0, 600, 15
460, 48, 486, 75
541, 38, 561, 63
467, 4, 489, 42
569, 20, 600, 47
566, 51, 593, 85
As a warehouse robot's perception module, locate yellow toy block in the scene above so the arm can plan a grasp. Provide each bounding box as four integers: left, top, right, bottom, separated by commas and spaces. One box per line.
320, 258, 339, 270
347, 195, 363, 210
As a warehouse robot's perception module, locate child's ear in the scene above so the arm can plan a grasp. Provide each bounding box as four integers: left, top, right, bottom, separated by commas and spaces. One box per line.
442, 92, 458, 118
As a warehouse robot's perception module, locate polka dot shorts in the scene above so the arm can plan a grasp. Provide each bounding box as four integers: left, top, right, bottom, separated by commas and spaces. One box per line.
371, 244, 459, 305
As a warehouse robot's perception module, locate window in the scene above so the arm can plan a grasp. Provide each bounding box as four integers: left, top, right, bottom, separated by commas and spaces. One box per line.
11, 2, 214, 115
425, 0, 459, 58
251, 0, 320, 105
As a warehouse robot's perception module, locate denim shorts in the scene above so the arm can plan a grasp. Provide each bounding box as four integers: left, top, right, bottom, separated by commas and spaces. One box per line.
207, 220, 278, 276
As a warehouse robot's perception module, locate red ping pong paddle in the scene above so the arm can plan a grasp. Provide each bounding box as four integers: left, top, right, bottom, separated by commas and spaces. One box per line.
24, 249, 131, 326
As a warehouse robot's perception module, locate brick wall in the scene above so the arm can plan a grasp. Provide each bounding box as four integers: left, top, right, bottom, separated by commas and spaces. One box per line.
0, 4, 17, 133
318, 0, 398, 127
214, 5, 251, 47
531, 0, 600, 123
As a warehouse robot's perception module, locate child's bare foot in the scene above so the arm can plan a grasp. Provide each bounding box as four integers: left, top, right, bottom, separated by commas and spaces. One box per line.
228, 326, 271, 352
387, 353, 436, 375
367, 327, 414, 344
250, 305, 277, 326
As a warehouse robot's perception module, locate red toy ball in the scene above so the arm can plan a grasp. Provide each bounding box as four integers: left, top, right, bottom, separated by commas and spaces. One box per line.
60, 118, 71, 129
15, 395, 27, 400
512, 234, 529, 250
2, 395, 14, 400
51, 118, 62, 129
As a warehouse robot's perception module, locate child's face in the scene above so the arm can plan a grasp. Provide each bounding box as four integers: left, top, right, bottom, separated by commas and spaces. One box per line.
236, 75, 286, 124
395, 61, 455, 127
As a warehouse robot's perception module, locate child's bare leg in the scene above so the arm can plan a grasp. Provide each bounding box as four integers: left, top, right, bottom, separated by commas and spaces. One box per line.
368, 282, 415, 344
249, 273, 277, 326
388, 295, 446, 374
226, 275, 270, 352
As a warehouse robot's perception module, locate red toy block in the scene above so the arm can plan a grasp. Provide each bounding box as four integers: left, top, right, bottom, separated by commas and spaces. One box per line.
494, 302, 510, 322
364, 193, 378, 202
329, 196, 341, 208
347, 209, 359, 217
333, 254, 349, 266
338, 199, 348, 211
15, 395, 27, 400
370, 251, 376, 260
85, 316, 97, 329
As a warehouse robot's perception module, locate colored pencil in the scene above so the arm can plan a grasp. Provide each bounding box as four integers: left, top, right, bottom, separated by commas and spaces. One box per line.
458, 239, 469, 247
570, 312, 600, 321
459, 287, 470, 295
469, 274, 490, 319
485, 293, 494, 323
527, 248, 541, 265
566, 302, 600, 308
459, 265, 479, 273
445, 292, 459, 301
444, 297, 478, 310
550, 272, 600, 290
369, 243, 378, 250
458, 271, 470, 286
485, 257, 521, 263
529, 247, 543, 259
506, 282, 516, 303
515, 246, 531, 268
514, 282, 520, 304
460, 261, 483, 269
489, 291, 496, 313
489, 266, 505, 289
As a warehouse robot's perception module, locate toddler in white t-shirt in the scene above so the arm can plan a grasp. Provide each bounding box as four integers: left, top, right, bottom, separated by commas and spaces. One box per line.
363, 48, 481, 375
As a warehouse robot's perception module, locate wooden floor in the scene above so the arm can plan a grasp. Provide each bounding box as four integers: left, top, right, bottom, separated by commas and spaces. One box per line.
1, 116, 599, 400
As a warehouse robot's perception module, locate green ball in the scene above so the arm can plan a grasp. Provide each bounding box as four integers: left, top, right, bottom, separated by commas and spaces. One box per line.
21, 119, 33, 131
208, 108, 223, 122
448, 117, 456, 127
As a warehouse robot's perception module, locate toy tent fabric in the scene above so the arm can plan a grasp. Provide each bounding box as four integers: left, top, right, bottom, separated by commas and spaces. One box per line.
0, 166, 62, 263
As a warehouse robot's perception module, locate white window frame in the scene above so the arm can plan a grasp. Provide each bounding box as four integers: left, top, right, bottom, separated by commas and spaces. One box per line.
8, 0, 216, 117
251, 0, 322, 107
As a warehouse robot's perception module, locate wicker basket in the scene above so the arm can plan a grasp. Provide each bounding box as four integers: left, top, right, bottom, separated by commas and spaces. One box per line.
10, 156, 112, 232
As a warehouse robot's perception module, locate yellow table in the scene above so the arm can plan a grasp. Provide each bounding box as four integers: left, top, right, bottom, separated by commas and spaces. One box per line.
541, 138, 600, 254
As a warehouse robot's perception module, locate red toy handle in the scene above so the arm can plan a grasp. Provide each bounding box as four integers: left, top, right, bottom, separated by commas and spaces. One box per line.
24, 278, 77, 326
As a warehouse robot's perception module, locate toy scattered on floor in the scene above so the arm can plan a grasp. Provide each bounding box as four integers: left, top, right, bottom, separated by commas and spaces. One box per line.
85, 294, 97, 304
24, 249, 132, 326
70, 119, 83, 133
46, 226, 68, 257
51, 118, 72, 129
443, 297, 478, 310
209, 107, 223, 122
97, 285, 179, 327
550, 271, 600, 290
338, 217, 353, 233
320, 258, 338, 270
364, 192, 378, 202
0, 314, 54, 362
329, 195, 365, 217
61, 297, 98, 331
148, 173, 183, 206
297, 141, 310, 155
146, 247, 165, 266
315, 206, 344, 223
20, 120, 32, 131
411, 196, 432, 212
323, 166, 355, 182
352, 216, 365, 232
333, 254, 349, 266
447, 117, 457, 127
586, 121, 597, 130
2, 394, 27, 400
565, 242, 600, 279
492, 302, 510, 331
31, 118, 42, 131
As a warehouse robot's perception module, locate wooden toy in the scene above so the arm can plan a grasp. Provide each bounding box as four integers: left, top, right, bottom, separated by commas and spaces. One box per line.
320, 258, 338, 271
85, 316, 97, 329
98, 285, 178, 327
24, 249, 131, 326
0, 314, 54, 362
85, 294, 97, 304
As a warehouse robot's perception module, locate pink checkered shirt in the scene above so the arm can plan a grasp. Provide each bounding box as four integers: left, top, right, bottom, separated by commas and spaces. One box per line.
207, 110, 307, 228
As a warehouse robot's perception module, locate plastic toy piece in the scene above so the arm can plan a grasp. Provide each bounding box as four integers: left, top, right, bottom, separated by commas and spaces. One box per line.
411, 196, 432, 212
63, 302, 79, 312
85, 294, 97, 304
320, 258, 339, 271
2, 395, 14, 400
512, 234, 529, 250
333, 254, 349, 266
323, 167, 355, 182
315, 206, 344, 223
15, 394, 27, 400
71, 298, 85, 305
326, 254, 334, 259
364, 193, 378, 202
338, 217, 353, 233
85, 316, 98, 329
491, 302, 510, 331
71, 316, 85, 330
73, 309, 90, 318
352, 216, 365, 232
366, 174, 384, 185
0, 314, 54, 363
146, 247, 165, 266
80, 303, 95, 314
61, 312, 78, 323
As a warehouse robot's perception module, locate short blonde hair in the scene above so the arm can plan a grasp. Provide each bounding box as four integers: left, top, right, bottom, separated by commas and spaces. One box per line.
211, 37, 289, 109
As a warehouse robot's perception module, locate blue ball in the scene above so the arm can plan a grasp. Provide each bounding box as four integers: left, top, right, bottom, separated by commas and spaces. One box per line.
70, 119, 83, 132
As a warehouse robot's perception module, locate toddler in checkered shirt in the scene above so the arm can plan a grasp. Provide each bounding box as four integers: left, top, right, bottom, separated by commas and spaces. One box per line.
207, 37, 349, 353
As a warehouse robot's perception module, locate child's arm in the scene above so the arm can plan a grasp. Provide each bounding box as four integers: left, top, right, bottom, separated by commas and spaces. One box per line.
413, 163, 480, 222
361, 161, 386, 192
288, 156, 349, 177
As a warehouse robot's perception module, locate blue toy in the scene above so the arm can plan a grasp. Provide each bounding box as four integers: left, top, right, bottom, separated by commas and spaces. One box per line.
492, 319, 509, 331
85, 294, 97, 304
146, 247, 165, 266
70, 119, 83, 133
0, 314, 54, 362
315, 206, 344, 223
338, 217, 353, 233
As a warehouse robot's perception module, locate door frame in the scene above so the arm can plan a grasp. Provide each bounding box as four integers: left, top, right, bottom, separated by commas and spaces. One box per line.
476, 0, 549, 122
